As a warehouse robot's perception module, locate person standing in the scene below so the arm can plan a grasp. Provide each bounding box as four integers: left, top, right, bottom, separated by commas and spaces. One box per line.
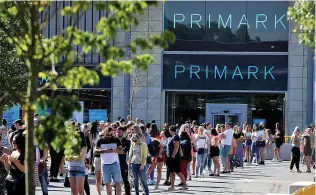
272, 124, 284, 162
4, 133, 25, 195
116, 126, 131, 195
93, 131, 104, 195
290, 127, 301, 173
166, 125, 188, 191
95, 127, 122, 195
128, 134, 149, 195
258, 123, 266, 165
193, 126, 208, 178
209, 128, 220, 176
179, 131, 191, 184
233, 126, 244, 168
67, 130, 87, 195
0, 134, 11, 195
219, 122, 233, 173
301, 128, 313, 173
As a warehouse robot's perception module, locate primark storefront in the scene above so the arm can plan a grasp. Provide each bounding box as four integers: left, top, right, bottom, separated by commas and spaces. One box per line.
162, 1, 289, 131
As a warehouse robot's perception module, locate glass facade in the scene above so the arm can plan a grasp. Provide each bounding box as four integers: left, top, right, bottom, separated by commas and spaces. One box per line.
47, 89, 111, 122
164, 1, 289, 52
163, 54, 288, 91
166, 92, 285, 132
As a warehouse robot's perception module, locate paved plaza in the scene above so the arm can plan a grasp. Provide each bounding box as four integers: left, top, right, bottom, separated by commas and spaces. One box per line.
36, 161, 315, 195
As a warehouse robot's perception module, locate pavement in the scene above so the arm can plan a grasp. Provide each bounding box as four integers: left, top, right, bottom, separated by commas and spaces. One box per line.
36, 161, 315, 195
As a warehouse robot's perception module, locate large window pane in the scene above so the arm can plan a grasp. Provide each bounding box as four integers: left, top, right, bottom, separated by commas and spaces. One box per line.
163, 1, 289, 52
205, 1, 247, 51
164, 1, 206, 51
246, 1, 289, 52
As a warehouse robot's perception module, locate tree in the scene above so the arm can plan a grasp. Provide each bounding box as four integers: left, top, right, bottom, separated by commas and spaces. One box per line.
288, 0, 315, 49
0, 1, 174, 195
0, 1, 27, 115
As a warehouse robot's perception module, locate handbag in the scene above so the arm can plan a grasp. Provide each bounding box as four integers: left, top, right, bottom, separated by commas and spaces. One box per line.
197, 148, 205, 154
193, 144, 198, 153
64, 171, 70, 187
38, 161, 47, 176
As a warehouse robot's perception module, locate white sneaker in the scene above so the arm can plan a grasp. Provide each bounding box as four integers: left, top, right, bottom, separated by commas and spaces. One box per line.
151, 179, 156, 185
255, 163, 259, 166
246, 162, 251, 165
146, 179, 152, 185
271, 158, 277, 162
278, 159, 282, 162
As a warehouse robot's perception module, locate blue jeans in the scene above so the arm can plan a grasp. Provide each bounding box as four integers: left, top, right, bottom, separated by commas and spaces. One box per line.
131, 164, 149, 195
251, 143, 260, 163
204, 150, 212, 170
39, 168, 48, 195
196, 151, 207, 176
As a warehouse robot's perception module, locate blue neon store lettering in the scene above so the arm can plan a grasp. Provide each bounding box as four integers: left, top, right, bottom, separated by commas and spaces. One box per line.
174, 65, 275, 80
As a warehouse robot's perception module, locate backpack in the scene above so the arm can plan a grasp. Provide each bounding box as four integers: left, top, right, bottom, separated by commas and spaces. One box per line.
147, 139, 159, 157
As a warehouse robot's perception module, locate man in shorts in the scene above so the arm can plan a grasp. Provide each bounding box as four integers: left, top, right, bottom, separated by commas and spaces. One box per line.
95, 127, 122, 195
220, 122, 234, 173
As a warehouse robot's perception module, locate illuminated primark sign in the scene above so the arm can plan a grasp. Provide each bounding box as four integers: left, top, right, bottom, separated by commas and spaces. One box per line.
174, 65, 275, 80
173, 14, 287, 29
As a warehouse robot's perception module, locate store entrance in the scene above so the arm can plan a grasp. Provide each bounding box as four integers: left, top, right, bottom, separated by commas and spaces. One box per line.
206, 103, 247, 127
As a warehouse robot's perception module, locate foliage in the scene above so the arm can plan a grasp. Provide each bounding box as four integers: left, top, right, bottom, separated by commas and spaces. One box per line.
0, 1, 27, 112
288, 0, 315, 49
0, 1, 174, 194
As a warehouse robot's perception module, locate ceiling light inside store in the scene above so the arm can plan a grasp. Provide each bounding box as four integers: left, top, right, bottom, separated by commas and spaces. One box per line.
270, 100, 277, 103
197, 99, 204, 101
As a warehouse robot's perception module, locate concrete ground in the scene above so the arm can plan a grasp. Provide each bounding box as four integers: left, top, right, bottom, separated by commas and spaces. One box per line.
36, 161, 315, 195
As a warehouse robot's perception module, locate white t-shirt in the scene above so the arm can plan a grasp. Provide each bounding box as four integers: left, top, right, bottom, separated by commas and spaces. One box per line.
221, 129, 233, 145
257, 130, 266, 141
252, 132, 258, 142
196, 135, 207, 149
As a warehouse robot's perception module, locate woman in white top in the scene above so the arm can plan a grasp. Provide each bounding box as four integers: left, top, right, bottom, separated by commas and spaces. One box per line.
193, 126, 208, 178
250, 125, 260, 165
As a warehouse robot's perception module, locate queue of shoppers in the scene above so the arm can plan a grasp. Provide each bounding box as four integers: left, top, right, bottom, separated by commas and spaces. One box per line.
0, 116, 315, 195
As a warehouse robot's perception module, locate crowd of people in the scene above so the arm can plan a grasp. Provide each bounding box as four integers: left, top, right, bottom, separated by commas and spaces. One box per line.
0, 115, 315, 195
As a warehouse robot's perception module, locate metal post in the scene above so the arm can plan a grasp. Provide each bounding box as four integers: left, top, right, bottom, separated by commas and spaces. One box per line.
123, 30, 131, 120
306, 47, 314, 125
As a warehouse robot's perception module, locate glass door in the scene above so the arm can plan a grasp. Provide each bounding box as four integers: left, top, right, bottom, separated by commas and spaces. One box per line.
227, 114, 240, 126
213, 115, 226, 127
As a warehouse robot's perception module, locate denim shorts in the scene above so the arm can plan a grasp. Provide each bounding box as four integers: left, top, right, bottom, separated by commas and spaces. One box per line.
102, 162, 122, 184
68, 171, 85, 178
221, 145, 231, 158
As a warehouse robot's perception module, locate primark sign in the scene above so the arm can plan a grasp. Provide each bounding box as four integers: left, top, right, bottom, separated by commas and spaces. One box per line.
164, 1, 289, 52
172, 13, 287, 30
163, 55, 288, 91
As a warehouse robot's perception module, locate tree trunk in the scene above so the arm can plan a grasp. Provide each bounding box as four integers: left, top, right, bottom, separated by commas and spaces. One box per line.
24, 5, 39, 195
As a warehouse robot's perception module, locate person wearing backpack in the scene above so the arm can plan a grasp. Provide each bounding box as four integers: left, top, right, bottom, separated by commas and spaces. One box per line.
146, 129, 164, 189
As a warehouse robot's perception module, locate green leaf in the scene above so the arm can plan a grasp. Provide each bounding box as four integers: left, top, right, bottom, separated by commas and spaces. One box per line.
7, 6, 18, 15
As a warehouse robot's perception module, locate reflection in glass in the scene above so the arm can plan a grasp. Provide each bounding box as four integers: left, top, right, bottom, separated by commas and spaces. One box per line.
214, 115, 226, 126
164, 1, 289, 52
227, 115, 240, 126
166, 92, 284, 131
46, 89, 111, 122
